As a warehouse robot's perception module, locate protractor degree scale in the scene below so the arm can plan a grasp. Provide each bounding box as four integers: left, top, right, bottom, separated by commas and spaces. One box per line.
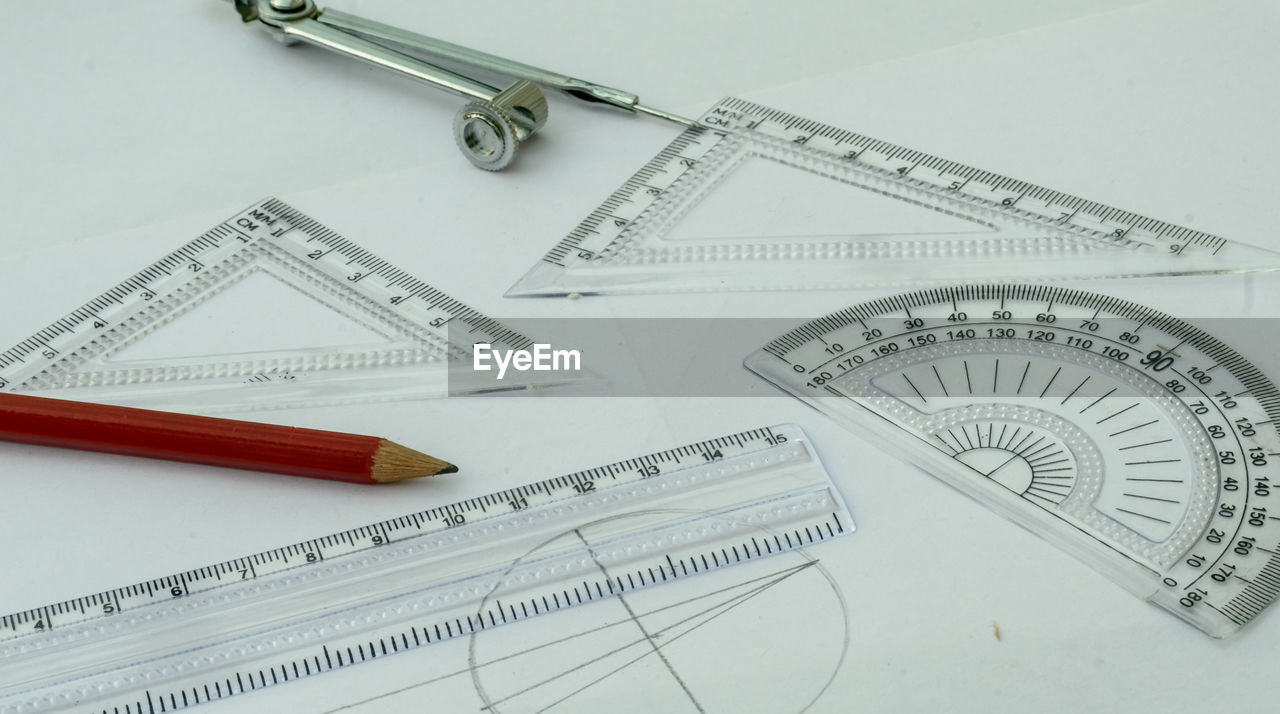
746, 285, 1280, 637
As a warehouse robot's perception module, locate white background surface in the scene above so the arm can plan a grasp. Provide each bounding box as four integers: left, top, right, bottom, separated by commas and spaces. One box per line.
2, 1, 1280, 712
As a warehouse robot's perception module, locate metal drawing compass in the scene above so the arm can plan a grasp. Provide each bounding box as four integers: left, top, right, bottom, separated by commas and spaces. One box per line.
227, 0, 696, 169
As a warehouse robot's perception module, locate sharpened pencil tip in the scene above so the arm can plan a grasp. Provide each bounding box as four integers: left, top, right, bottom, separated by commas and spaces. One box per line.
371, 440, 457, 482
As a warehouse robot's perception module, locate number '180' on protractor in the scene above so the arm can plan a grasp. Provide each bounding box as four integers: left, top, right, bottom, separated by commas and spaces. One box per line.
746, 285, 1280, 637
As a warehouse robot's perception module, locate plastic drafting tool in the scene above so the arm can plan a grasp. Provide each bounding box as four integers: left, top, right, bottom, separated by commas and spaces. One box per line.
746, 285, 1280, 637
508, 97, 1280, 296
0, 198, 554, 413
0, 424, 851, 713
227, 0, 696, 170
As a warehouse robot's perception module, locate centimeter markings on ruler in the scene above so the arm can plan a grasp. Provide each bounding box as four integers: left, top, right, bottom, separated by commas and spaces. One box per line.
541, 97, 1229, 268
264, 200, 526, 346
0, 426, 798, 637
1, 424, 850, 713
545, 130, 718, 266
0, 198, 530, 393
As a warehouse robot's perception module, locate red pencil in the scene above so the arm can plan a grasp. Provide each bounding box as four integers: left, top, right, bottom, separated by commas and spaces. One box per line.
0, 393, 456, 484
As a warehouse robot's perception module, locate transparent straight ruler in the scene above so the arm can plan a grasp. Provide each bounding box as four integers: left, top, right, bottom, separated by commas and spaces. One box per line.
0, 198, 554, 412
747, 285, 1280, 637
0, 424, 852, 712
509, 97, 1280, 296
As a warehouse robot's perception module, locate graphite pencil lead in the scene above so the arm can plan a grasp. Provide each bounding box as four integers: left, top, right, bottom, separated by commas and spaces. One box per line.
370, 440, 458, 483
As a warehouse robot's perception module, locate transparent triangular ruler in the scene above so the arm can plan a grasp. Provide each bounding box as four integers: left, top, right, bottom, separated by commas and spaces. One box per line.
0, 424, 852, 713
0, 198, 562, 412
509, 97, 1280, 296
746, 284, 1280, 637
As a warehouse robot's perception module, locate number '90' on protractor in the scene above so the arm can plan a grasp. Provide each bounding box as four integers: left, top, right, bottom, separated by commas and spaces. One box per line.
509, 97, 1280, 296
747, 285, 1280, 637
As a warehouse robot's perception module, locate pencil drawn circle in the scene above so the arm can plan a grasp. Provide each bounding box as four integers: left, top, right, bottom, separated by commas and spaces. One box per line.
466, 509, 850, 713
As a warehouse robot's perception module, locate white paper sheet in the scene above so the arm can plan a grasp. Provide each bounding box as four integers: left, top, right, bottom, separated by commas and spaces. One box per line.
1, 1, 1277, 712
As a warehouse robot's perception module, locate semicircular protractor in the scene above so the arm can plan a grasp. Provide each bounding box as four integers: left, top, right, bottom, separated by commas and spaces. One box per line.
746, 285, 1280, 637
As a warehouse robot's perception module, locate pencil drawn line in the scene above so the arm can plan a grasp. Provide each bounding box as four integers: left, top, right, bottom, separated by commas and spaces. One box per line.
459, 510, 850, 714
320, 562, 813, 713
492, 563, 797, 711
571, 528, 706, 712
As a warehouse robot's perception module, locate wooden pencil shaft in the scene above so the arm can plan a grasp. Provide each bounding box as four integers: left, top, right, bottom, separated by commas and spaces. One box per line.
0, 393, 386, 483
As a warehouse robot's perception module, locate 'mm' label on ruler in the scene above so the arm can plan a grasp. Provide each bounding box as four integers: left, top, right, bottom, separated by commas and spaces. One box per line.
508, 97, 1280, 296
0, 199, 557, 412
0, 424, 851, 713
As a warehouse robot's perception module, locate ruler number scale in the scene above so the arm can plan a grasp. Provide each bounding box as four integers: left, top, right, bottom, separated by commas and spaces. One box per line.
0, 425, 852, 712
0, 199, 546, 411
508, 97, 1276, 296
